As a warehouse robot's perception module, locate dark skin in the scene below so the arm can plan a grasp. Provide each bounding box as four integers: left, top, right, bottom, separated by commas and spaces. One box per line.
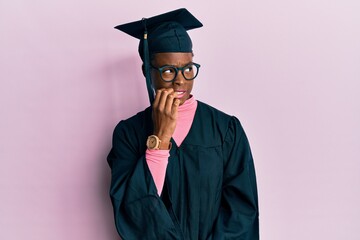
143, 52, 194, 149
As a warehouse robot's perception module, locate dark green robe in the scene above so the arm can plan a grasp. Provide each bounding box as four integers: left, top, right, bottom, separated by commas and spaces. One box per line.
107, 101, 259, 240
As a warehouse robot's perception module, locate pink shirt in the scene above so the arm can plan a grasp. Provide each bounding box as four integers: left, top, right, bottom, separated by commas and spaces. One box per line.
146, 96, 198, 195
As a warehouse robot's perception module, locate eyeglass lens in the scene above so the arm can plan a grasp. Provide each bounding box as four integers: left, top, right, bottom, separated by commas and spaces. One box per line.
160, 64, 199, 82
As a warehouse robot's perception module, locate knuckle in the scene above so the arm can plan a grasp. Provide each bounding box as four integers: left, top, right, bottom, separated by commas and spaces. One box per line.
155, 90, 162, 96
158, 106, 164, 112
153, 105, 161, 112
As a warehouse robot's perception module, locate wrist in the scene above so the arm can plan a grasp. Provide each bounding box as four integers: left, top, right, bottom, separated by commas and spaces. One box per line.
155, 134, 172, 150
146, 135, 172, 150
158, 139, 172, 150
155, 134, 171, 143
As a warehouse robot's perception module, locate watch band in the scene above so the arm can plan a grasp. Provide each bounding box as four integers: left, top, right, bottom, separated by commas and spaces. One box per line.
146, 135, 172, 150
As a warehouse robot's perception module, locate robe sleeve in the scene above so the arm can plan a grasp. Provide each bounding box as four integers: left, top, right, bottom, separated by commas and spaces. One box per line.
107, 121, 182, 240
212, 117, 259, 240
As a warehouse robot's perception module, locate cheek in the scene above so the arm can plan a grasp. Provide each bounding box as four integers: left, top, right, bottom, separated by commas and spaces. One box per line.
152, 78, 172, 90
188, 81, 194, 92
151, 72, 175, 90
151, 72, 163, 89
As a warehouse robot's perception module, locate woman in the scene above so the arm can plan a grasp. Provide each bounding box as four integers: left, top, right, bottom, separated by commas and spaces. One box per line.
108, 8, 259, 240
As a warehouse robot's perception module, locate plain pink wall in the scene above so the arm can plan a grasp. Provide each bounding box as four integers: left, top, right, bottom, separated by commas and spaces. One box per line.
1, 1, 359, 239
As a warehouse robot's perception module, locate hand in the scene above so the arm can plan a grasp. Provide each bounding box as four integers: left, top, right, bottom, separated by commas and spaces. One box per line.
152, 88, 180, 149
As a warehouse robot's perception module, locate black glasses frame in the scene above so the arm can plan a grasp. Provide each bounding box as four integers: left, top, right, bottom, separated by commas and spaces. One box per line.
150, 62, 201, 82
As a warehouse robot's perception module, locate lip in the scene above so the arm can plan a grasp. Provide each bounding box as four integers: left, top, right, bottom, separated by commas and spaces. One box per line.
175, 90, 186, 99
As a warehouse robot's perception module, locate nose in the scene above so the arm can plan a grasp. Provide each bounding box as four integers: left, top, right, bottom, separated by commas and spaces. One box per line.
173, 71, 185, 85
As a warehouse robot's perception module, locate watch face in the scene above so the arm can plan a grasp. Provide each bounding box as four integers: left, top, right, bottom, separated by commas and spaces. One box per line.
149, 137, 157, 148
147, 135, 159, 149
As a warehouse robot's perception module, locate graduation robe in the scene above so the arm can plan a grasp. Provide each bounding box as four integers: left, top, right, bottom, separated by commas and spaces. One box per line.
107, 101, 259, 240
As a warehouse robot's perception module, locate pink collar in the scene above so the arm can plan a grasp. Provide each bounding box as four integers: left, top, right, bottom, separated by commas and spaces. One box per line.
178, 95, 197, 114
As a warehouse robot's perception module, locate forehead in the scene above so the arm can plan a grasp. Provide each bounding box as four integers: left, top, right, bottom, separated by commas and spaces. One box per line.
152, 52, 193, 66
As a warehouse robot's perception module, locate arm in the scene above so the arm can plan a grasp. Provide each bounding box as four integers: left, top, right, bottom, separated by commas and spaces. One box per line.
107, 89, 181, 239
212, 117, 259, 240
107, 122, 181, 240
145, 88, 179, 195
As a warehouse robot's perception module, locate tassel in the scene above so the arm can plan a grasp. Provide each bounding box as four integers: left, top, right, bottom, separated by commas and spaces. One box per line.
142, 18, 154, 104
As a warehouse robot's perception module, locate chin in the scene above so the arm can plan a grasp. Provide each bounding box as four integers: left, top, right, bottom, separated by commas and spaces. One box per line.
179, 95, 190, 105
179, 100, 185, 105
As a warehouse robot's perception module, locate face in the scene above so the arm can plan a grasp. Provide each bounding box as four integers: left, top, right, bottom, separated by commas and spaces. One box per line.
150, 52, 194, 105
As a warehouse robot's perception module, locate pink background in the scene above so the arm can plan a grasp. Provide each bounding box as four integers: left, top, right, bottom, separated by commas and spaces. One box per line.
1, 1, 359, 239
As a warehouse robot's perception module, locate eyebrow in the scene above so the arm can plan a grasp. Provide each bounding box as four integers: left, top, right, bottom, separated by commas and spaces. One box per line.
155, 61, 194, 68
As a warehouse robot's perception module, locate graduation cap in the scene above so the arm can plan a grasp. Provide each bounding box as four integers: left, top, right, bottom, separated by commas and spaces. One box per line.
114, 8, 203, 104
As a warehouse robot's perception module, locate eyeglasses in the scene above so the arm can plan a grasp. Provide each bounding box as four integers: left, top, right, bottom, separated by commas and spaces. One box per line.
150, 62, 201, 82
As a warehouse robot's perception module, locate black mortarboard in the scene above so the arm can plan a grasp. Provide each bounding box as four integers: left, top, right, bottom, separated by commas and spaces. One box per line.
114, 8, 203, 104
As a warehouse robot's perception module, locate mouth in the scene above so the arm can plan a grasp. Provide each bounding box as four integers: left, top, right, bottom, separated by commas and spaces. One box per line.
175, 90, 186, 99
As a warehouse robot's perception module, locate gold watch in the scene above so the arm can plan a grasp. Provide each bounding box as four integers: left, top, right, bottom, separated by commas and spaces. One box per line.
146, 135, 161, 150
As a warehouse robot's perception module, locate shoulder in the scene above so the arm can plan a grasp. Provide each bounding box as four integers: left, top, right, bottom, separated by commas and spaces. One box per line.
197, 101, 232, 120
197, 101, 243, 130
194, 101, 245, 144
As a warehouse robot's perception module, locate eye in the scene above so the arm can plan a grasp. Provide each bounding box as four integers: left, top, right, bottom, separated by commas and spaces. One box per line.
184, 66, 193, 73
161, 67, 175, 75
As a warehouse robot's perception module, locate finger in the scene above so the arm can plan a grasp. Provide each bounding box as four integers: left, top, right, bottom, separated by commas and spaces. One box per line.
165, 91, 177, 114
171, 99, 181, 115
158, 89, 173, 112
152, 89, 163, 108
